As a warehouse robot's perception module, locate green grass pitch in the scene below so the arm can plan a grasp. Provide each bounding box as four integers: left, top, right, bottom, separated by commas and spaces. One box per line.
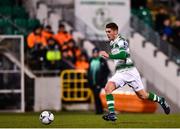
0, 111, 179, 128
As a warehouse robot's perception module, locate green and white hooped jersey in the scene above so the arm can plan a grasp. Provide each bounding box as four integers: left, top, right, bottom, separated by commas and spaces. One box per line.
109, 35, 134, 70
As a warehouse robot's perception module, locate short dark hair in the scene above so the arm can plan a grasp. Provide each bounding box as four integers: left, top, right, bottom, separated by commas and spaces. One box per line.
106, 22, 118, 31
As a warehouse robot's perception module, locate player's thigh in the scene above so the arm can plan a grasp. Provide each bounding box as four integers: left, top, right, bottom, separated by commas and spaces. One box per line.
126, 68, 145, 91
108, 72, 126, 89
128, 79, 144, 92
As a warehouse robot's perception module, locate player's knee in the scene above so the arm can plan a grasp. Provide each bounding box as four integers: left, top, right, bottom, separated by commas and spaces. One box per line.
138, 94, 148, 100
139, 95, 146, 100
104, 86, 112, 94
104, 82, 116, 94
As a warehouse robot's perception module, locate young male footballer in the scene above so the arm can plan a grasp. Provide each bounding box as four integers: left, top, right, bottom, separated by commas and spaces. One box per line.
99, 22, 170, 121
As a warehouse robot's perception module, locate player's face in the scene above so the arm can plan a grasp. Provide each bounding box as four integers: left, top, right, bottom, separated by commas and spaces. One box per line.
105, 28, 118, 41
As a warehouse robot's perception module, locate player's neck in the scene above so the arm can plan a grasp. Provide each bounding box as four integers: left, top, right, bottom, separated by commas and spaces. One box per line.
111, 34, 119, 42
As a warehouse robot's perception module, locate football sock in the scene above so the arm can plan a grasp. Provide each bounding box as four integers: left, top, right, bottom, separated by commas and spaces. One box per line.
148, 92, 162, 103
106, 94, 115, 113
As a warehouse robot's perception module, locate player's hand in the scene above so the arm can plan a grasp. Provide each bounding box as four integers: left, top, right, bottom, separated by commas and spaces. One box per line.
99, 51, 109, 59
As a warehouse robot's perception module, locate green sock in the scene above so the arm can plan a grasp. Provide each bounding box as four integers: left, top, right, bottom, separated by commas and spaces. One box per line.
106, 94, 115, 113
148, 92, 161, 103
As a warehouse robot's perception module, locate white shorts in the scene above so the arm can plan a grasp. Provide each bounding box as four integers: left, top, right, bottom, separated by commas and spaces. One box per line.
108, 67, 144, 91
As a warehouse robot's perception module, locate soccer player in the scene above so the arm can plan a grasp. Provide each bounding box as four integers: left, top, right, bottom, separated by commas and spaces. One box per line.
99, 22, 170, 121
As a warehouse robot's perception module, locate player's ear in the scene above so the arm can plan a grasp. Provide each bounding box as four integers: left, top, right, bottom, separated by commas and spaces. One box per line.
114, 30, 118, 35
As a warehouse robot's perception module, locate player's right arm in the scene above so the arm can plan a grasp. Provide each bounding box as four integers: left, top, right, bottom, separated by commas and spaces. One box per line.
99, 51, 109, 59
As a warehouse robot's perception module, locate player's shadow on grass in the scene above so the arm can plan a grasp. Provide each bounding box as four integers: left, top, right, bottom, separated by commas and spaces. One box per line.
121, 121, 147, 124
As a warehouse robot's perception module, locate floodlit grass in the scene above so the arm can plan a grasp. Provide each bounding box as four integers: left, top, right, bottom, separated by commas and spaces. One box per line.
0, 111, 179, 128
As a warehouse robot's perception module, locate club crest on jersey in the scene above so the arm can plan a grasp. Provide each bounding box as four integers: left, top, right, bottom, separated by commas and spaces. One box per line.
111, 48, 120, 54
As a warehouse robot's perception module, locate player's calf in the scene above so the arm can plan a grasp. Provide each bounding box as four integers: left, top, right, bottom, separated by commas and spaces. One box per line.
136, 91, 170, 114
148, 92, 170, 114
135, 89, 149, 100
103, 83, 117, 121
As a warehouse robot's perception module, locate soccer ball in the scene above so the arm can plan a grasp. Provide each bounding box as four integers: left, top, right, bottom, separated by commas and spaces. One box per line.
39, 111, 54, 125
